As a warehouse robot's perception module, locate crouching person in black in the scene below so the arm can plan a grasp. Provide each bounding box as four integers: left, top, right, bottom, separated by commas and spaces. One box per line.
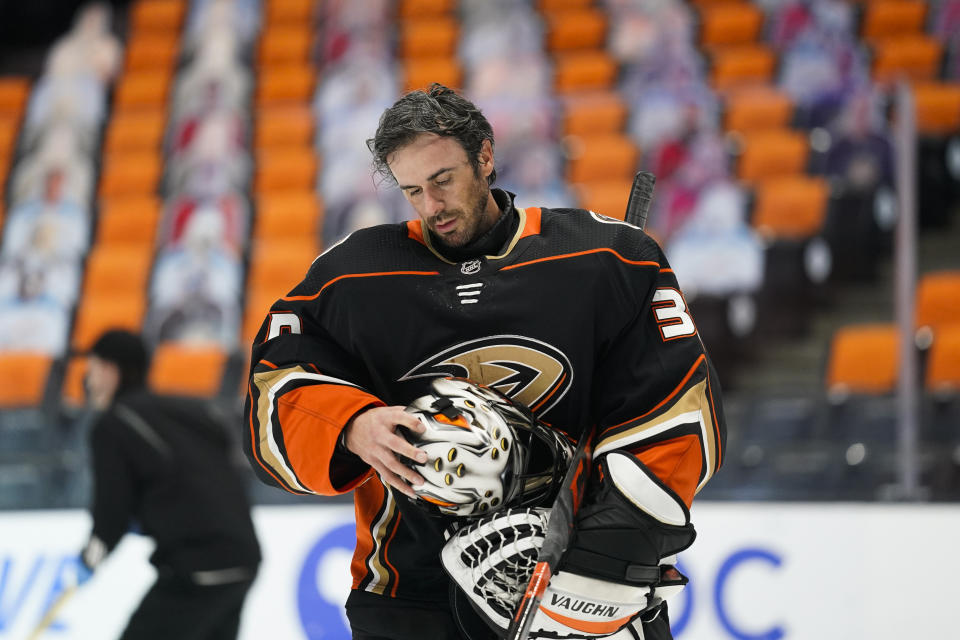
78, 329, 261, 640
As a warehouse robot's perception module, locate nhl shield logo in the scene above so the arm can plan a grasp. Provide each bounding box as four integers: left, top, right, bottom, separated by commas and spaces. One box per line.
460, 260, 482, 275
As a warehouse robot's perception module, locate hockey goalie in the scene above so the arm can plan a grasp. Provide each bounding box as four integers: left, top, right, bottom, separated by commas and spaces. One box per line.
403, 378, 699, 640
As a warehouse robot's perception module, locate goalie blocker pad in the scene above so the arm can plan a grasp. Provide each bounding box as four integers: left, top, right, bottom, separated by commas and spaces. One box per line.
441, 452, 696, 639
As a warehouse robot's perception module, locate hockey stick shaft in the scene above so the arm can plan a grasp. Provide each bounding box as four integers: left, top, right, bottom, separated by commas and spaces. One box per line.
506, 171, 657, 640
27, 585, 77, 640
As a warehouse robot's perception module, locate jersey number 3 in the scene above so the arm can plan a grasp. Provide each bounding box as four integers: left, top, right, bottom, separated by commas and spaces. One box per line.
652, 288, 696, 341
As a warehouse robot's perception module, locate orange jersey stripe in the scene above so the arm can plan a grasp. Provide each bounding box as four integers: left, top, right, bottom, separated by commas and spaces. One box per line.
282, 270, 440, 302
634, 434, 702, 507
501, 248, 660, 272
606, 354, 706, 432
246, 382, 298, 493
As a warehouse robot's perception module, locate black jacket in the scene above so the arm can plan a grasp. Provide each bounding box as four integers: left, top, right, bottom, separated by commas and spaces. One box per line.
84, 389, 261, 579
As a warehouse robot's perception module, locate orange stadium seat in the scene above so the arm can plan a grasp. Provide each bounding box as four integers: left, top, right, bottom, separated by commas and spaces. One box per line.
255, 190, 323, 241
925, 324, 960, 392
263, 0, 315, 26
710, 44, 777, 92
403, 57, 463, 92
254, 148, 318, 193
103, 109, 167, 154
0, 353, 52, 407
255, 104, 315, 151
537, 0, 593, 10
71, 293, 148, 351
912, 82, 960, 136
242, 288, 281, 345
247, 240, 321, 293
724, 85, 794, 134
736, 128, 809, 184
399, 0, 455, 18
561, 91, 628, 136
751, 175, 829, 240
124, 33, 180, 71
149, 343, 227, 397
61, 356, 88, 407
0, 117, 17, 157
399, 17, 460, 59
545, 9, 608, 52
81, 246, 154, 297
872, 35, 943, 84
915, 271, 960, 342
255, 65, 316, 106
554, 50, 618, 93
826, 324, 900, 395
571, 179, 634, 220
258, 26, 314, 66
860, 0, 927, 43
99, 151, 163, 198
0, 77, 30, 114
113, 71, 172, 110
96, 197, 162, 247
566, 133, 640, 183
698, 2, 764, 49
129, 0, 185, 33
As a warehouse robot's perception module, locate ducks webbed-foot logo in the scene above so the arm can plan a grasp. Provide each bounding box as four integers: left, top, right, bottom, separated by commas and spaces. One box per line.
399, 335, 573, 416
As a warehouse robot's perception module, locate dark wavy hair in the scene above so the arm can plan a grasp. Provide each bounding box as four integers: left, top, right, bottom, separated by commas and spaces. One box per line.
367, 83, 496, 186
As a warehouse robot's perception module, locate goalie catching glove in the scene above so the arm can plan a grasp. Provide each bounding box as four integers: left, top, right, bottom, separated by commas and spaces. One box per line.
441, 451, 695, 639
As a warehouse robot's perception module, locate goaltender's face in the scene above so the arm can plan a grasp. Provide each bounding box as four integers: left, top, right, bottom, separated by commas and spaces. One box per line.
388, 133, 500, 248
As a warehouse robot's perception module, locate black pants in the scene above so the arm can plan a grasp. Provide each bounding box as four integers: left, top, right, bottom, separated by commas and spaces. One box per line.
119, 575, 255, 640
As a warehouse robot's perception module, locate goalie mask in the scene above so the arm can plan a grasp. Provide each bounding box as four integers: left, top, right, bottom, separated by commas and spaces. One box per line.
402, 377, 574, 517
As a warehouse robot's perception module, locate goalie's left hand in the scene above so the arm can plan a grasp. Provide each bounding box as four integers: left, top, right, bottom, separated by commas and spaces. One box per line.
441, 452, 695, 639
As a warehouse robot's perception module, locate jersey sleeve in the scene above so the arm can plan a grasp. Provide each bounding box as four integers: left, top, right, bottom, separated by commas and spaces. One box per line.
243, 291, 381, 496
592, 235, 726, 507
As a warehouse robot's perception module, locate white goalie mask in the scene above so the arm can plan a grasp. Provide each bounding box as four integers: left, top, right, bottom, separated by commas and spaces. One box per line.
402, 377, 574, 517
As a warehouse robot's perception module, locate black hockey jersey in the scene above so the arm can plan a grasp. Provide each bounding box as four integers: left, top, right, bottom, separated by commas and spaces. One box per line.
243, 200, 726, 603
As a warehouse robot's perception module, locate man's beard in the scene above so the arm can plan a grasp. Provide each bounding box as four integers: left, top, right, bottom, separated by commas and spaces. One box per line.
432, 180, 491, 248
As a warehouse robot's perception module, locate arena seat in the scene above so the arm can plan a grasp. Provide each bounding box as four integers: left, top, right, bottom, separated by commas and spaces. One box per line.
561, 91, 628, 136
129, 0, 185, 34
113, 70, 173, 110
255, 104, 315, 151
915, 271, 960, 345
697, 2, 764, 49
257, 26, 314, 67
96, 197, 162, 247
263, 0, 315, 26
0, 353, 52, 408
0, 76, 30, 114
709, 44, 777, 92
254, 191, 323, 242
255, 65, 316, 106
148, 343, 228, 397
723, 85, 794, 134
751, 175, 829, 240
912, 82, 960, 136
403, 57, 462, 92
860, 0, 928, 44
571, 179, 633, 220
399, 17, 460, 59
103, 109, 166, 154
826, 324, 900, 396
247, 240, 322, 293
554, 50, 618, 93
736, 128, 809, 184
872, 35, 943, 84
399, 0, 455, 19
925, 324, 960, 393
81, 246, 154, 298
544, 8, 608, 52
124, 33, 180, 72
71, 293, 149, 352
98, 150, 163, 198
61, 356, 88, 407
565, 133, 639, 183
254, 148, 318, 194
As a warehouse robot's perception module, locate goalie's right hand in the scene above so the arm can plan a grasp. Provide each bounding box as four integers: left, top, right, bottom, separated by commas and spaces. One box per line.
343, 406, 428, 498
